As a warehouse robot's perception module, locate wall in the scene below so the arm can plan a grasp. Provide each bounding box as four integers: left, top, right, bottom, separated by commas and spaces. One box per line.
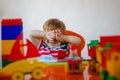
0, 0, 120, 67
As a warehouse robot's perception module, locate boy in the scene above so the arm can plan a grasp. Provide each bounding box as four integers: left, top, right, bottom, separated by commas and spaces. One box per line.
29, 18, 81, 62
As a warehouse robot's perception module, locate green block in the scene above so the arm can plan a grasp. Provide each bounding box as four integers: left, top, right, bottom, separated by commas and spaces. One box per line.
107, 76, 117, 80
100, 70, 108, 80
2, 60, 11, 67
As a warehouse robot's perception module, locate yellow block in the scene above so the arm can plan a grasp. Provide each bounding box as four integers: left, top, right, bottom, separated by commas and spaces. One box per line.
107, 51, 120, 80
1, 40, 24, 55
96, 47, 102, 64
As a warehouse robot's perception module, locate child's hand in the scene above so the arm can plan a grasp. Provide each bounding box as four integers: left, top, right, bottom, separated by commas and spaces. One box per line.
46, 31, 56, 42
54, 30, 64, 42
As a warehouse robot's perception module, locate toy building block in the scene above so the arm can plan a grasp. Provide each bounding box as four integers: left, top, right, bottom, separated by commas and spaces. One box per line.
105, 43, 120, 80
1, 18, 22, 26
8, 33, 25, 61
25, 39, 40, 58
1, 18, 23, 67
100, 35, 120, 47
87, 40, 99, 60
100, 70, 108, 80
2, 40, 16, 55
87, 40, 101, 74
99, 35, 120, 80
1, 18, 23, 40
8, 33, 41, 61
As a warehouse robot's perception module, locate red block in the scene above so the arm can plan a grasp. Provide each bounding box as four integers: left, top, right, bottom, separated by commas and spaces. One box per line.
100, 35, 120, 47
1, 18, 23, 26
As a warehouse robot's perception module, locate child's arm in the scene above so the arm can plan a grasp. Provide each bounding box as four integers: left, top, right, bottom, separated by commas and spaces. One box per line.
55, 30, 81, 45
29, 30, 46, 46
61, 35, 81, 45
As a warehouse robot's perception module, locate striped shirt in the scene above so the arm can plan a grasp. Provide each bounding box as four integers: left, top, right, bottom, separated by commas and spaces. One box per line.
38, 40, 69, 60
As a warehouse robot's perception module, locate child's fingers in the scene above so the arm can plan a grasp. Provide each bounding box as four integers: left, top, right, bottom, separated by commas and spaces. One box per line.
46, 31, 55, 40
55, 30, 62, 36
54, 29, 60, 33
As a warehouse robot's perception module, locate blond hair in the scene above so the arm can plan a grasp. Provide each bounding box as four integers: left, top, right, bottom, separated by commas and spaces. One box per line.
43, 18, 66, 34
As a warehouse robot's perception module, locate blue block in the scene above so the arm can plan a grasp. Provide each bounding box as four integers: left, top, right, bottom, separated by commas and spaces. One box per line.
2, 25, 23, 40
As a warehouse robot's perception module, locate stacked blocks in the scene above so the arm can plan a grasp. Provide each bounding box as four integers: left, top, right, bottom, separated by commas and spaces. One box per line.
87, 40, 100, 74
1, 18, 23, 66
88, 36, 120, 80
99, 36, 120, 80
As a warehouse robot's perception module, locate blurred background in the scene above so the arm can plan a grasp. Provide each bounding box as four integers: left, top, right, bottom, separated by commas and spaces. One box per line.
0, 0, 120, 67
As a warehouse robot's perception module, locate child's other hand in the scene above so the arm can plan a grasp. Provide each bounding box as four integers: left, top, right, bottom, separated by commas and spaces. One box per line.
54, 30, 64, 42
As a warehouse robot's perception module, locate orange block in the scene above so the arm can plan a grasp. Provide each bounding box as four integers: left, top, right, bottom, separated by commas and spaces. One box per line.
1, 40, 23, 55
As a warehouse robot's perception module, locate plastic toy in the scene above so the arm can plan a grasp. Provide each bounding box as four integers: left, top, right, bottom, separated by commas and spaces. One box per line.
1, 18, 23, 67
8, 33, 40, 61
2, 59, 48, 80
99, 36, 120, 80
66, 45, 81, 73
88, 35, 120, 80
87, 40, 99, 60
87, 40, 100, 74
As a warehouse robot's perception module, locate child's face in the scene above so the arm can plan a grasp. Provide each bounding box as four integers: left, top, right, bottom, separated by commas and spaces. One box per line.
45, 29, 63, 43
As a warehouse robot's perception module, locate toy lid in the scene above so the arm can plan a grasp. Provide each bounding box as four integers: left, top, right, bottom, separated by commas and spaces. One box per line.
87, 40, 99, 47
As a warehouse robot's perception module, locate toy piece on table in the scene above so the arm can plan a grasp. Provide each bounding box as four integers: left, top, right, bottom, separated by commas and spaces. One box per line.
87, 40, 100, 74
8, 33, 40, 61
1, 18, 23, 67
87, 40, 99, 60
87, 36, 120, 80
66, 45, 81, 74
99, 36, 120, 80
